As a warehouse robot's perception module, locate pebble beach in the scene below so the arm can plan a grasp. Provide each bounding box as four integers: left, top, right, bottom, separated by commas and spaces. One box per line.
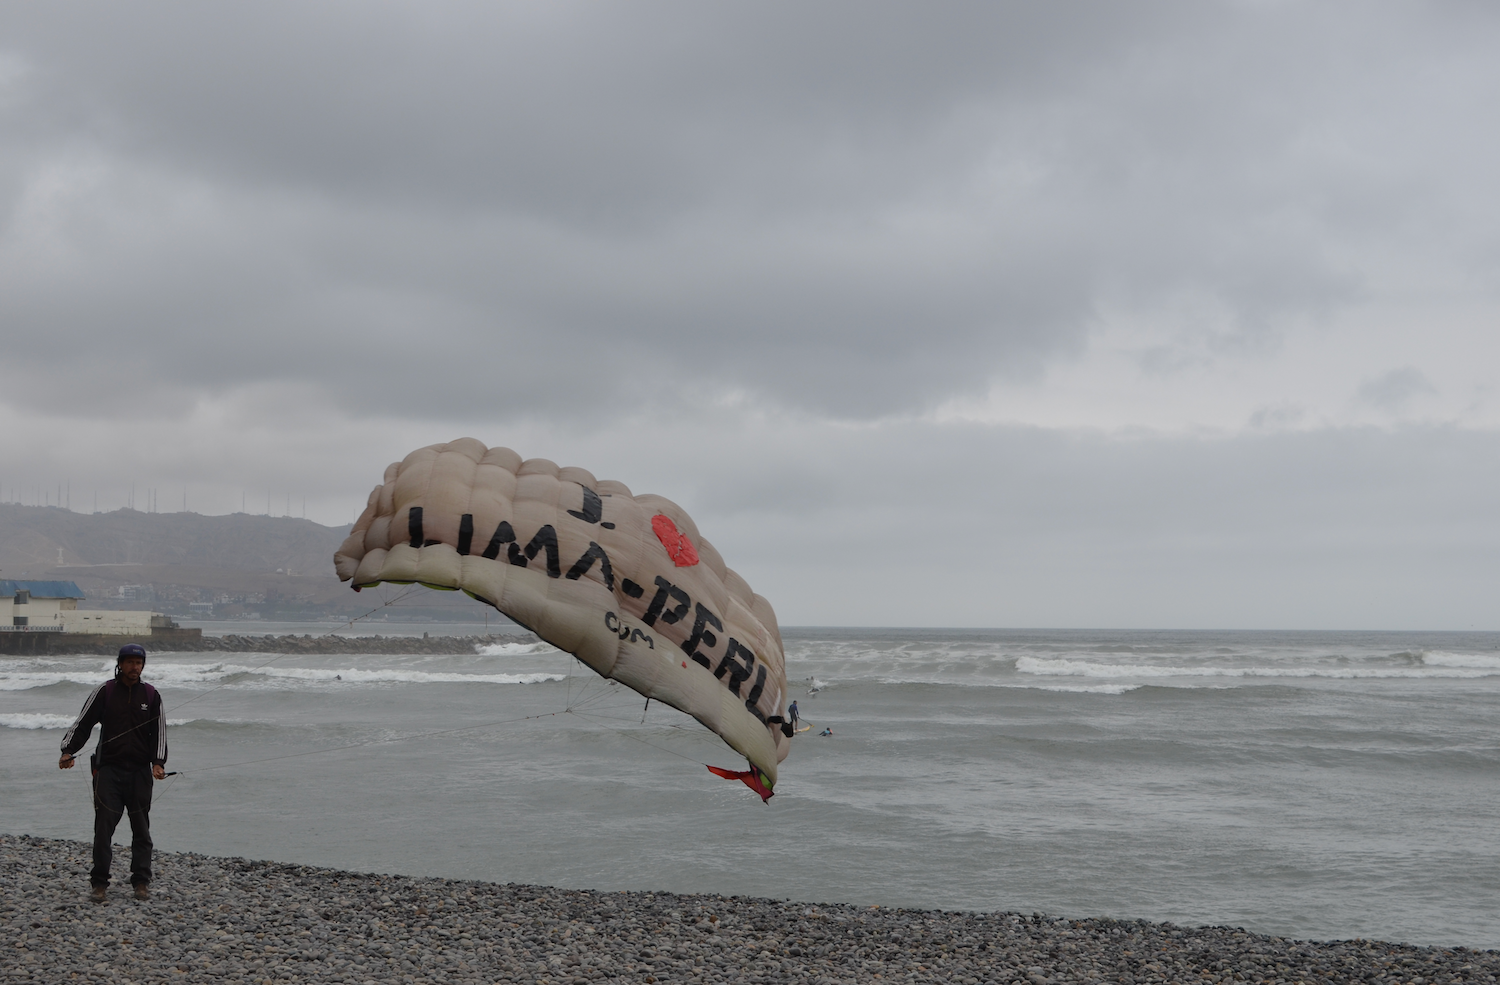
3, 835, 1496, 985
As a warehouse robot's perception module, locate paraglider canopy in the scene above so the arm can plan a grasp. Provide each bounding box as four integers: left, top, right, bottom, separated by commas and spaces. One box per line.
333, 439, 791, 795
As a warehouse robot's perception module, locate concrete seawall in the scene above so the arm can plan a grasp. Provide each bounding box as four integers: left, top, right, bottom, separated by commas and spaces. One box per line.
0, 626, 203, 655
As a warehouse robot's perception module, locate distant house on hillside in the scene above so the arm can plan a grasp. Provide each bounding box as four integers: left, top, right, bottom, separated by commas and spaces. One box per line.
2, 580, 178, 635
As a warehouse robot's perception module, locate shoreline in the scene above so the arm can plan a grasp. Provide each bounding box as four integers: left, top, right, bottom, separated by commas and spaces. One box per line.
30, 632, 537, 656
3, 835, 1495, 984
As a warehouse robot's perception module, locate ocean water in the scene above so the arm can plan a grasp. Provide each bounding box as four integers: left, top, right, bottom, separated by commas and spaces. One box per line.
3, 628, 1498, 949
175, 618, 521, 637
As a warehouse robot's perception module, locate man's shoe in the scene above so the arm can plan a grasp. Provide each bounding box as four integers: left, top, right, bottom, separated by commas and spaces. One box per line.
90, 884, 107, 902
132, 883, 149, 900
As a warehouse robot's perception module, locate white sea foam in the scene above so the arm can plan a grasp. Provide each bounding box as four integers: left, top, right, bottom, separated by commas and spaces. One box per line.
0, 658, 568, 690
0, 713, 228, 730
1031, 683, 1143, 695
0, 713, 78, 730
872, 676, 1141, 694
0, 661, 236, 690
0, 659, 278, 690
237, 666, 567, 686
0, 659, 114, 690
1418, 650, 1500, 670
1014, 656, 1500, 680
475, 641, 562, 657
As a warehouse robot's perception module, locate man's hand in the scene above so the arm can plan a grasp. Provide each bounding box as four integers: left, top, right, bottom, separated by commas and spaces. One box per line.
59, 754, 75, 770
152, 765, 166, 780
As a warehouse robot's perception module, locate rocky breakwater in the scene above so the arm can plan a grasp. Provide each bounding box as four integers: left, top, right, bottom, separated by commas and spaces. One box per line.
49, 633, 537, 656
4, 835, 1497, 985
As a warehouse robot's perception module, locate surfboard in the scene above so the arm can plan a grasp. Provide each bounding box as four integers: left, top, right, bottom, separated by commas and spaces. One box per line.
795, 724, 812, 733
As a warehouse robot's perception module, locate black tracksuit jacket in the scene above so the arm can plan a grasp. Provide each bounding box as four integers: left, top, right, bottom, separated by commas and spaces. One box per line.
61, 677, 168, 769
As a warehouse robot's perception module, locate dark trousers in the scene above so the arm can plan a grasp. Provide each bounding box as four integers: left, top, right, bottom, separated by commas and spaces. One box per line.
91, 764, 154, 887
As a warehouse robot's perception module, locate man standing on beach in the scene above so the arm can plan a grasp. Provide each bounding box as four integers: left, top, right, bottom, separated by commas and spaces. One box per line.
59, 643, 168, 902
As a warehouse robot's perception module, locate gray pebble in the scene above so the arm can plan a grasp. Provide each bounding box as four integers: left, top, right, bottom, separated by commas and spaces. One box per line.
3, 834, 1496, 984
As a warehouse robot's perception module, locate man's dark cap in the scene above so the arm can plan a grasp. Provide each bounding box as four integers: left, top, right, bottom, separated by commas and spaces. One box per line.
117, 643, 147, 662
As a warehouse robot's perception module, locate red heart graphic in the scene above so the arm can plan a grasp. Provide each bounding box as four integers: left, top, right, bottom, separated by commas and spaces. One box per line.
651, 514, 700, 567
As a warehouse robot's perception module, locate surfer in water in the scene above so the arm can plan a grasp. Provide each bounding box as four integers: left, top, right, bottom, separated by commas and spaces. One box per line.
819, 726, 833, 737
788, 700, 800, 730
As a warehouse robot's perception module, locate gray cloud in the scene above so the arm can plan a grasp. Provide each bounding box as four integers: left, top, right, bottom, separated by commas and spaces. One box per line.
2, 3, 1498, 628
681, 421, 1500, 627
4, 2, 1495, 420
1248, 402, 1307, 431
4, 404, 1493, 627
1358, 368, 1437, 414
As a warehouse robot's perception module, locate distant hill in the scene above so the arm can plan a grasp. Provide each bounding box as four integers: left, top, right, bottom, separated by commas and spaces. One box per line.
0, 504, 486, 622
0, 502, 347, 574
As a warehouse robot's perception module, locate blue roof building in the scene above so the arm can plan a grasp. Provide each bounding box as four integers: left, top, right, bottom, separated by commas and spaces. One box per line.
0, 579, 197, 654
1, 580, 86, 599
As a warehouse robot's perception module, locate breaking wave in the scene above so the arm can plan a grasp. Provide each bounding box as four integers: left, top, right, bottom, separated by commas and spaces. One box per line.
1014, 655, 1500, 681
475, 641, 563, 657
240, 666, 567, 686
0, 658, 568, 691
1, 713, 201, 730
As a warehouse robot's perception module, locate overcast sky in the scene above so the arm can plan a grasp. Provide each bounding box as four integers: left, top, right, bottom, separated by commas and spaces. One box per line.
3, 2, 1497, 628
